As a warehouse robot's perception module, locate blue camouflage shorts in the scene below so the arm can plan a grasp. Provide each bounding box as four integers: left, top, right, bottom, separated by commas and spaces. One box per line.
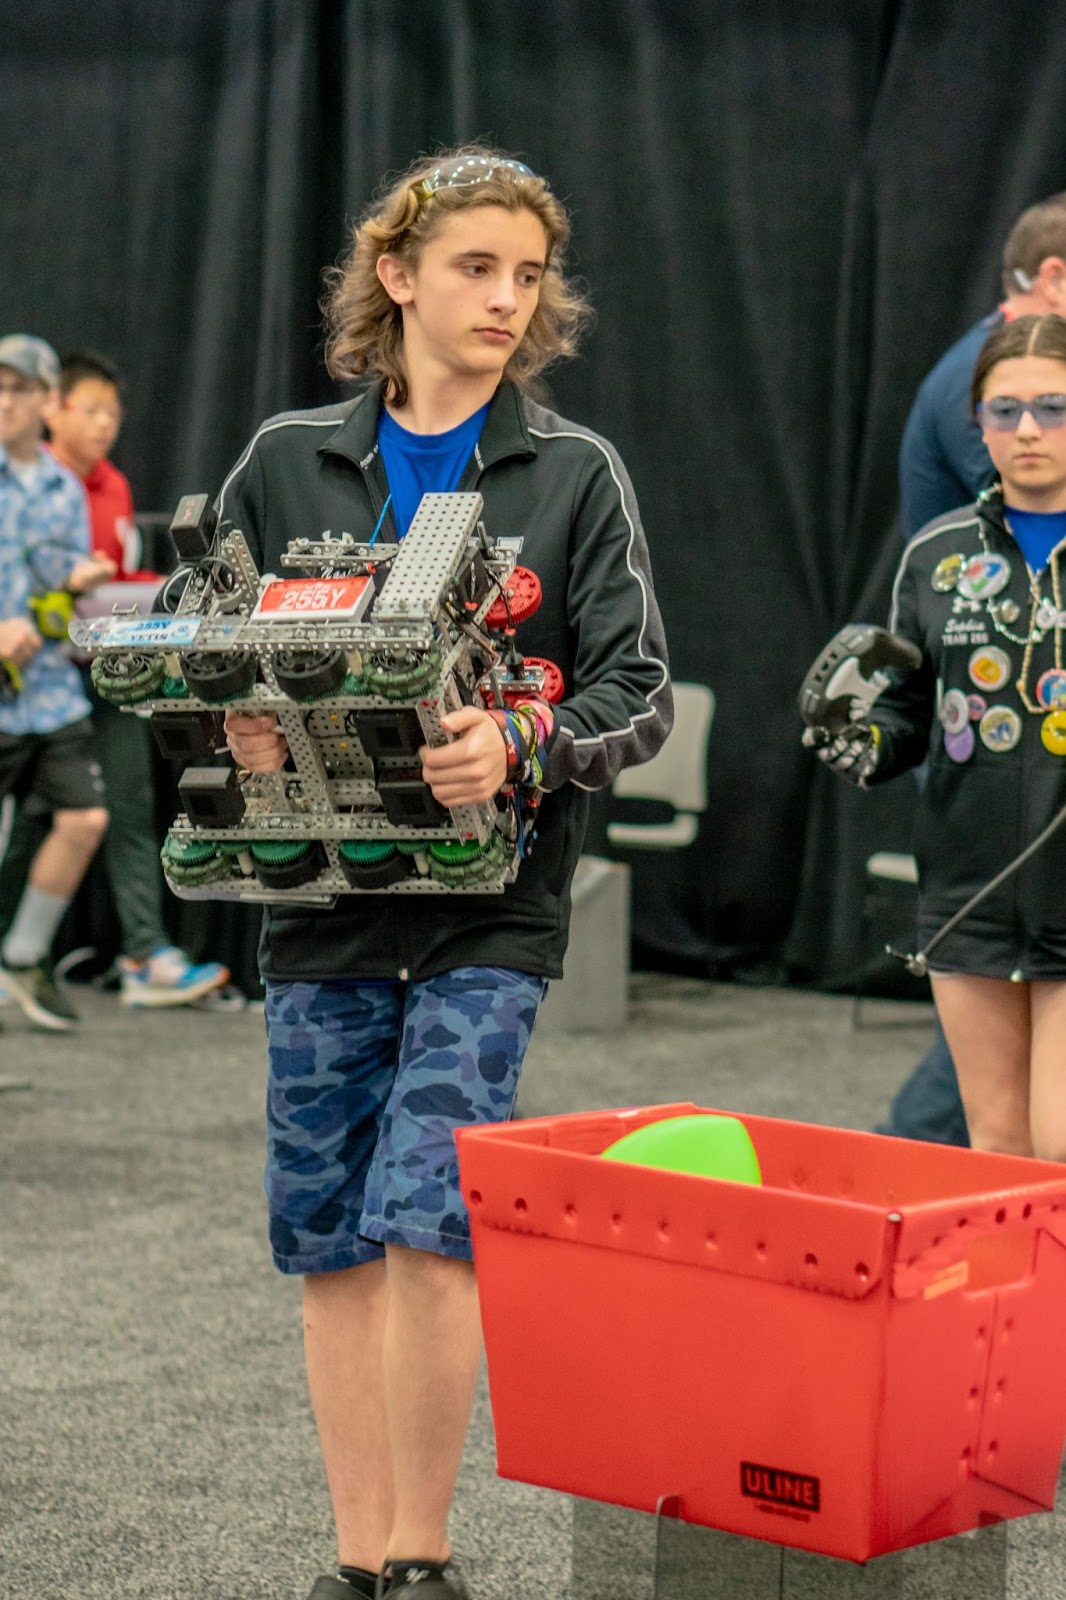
263, 965, 546, 1274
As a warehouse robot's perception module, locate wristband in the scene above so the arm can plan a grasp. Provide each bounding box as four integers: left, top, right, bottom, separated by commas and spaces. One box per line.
487, 698, 554, 791
488, 709, 522, 782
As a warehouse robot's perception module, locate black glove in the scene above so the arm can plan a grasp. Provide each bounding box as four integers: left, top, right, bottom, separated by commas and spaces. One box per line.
802, 722, 880, 788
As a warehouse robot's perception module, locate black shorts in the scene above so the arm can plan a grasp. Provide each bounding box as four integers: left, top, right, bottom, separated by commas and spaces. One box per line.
0, 718, 106, 810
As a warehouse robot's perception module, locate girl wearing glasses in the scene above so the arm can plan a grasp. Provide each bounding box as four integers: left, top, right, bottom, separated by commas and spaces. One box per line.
814, 313, 1066, 1166
219, 148, 671, 1600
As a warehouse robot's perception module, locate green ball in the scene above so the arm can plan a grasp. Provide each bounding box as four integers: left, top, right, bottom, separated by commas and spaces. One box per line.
600, 1114, 762, 1185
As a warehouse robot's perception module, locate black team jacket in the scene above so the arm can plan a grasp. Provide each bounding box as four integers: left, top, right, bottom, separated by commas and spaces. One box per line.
870, 486, 1066, 976
216, 380, 673, 982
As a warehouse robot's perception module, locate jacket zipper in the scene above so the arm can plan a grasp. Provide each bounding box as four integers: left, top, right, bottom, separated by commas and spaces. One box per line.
356, 443, 398, 543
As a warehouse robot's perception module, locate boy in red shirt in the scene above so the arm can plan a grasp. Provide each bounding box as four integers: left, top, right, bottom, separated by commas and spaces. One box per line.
4, 351, 230, 1005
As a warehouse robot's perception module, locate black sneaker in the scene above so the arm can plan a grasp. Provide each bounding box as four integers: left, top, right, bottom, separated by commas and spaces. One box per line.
0, 960, 79, 1031
378, 1561, 472, 1598
307, 1576, 376, 1600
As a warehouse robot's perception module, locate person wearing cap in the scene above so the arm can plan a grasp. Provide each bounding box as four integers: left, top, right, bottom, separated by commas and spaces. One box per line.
219, 147, 671, 1600
882, 194, 1066, 1146
0, 333, 115, 1029
0, 349, 231, 1008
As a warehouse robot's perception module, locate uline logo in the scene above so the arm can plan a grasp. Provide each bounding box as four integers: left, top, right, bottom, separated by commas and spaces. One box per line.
741, 1460, 821, 1513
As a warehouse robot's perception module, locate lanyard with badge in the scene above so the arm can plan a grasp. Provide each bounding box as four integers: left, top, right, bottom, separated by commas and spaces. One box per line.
881, 507, 1066, 974
933, 495, 1066, 758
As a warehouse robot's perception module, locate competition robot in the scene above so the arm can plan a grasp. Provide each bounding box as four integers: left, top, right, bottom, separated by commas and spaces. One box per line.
72, 490, 562, 902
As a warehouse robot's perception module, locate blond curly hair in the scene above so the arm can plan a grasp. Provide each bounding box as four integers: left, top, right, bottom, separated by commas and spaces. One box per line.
322, 146, 593, 407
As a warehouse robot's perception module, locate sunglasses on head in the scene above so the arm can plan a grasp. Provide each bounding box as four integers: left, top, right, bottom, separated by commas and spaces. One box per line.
979, 394, 1066, 431
415, 156, 537, 202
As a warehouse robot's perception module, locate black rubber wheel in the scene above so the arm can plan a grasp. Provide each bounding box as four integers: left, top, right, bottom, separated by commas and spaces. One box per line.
178, 649, 257, 702
249, 839, 328, 890
337, 841, 411, 890
272, 647, 348, 701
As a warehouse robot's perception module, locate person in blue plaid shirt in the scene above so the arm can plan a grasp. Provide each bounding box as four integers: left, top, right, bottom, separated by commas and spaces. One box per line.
0, 334, 115, 1030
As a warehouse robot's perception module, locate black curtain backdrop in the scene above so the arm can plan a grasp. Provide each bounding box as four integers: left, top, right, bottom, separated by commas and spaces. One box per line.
4, 1, 1066, 993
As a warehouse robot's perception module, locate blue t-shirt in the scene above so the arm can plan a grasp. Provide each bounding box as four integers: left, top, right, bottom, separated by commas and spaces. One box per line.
1004, 505, 1066, 574
378, 402, 491, 539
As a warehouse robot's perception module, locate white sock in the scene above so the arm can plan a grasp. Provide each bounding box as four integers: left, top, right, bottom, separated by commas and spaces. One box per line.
2, 886, 71, 968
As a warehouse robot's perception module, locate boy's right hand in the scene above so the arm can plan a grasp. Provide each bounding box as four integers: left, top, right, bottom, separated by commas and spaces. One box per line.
0, 617, 43, 665
224, 710, 289, 771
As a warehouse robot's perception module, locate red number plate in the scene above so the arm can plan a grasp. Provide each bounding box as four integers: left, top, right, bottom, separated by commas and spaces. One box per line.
252, 576, 373, 621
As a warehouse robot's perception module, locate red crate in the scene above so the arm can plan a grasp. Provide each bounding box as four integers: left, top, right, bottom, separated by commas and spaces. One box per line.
456, 1103, 1066, 1562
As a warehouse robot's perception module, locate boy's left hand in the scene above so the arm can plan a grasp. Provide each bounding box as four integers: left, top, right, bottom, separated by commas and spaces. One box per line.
420, 706, 508, 807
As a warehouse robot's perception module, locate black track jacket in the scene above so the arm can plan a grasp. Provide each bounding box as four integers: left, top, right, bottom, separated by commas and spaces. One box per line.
870, 487, 1066, 977
216, 380, 673, 982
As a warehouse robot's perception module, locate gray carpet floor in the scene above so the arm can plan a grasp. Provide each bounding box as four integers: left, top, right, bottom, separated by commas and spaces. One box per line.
1, 976, 1063, 1599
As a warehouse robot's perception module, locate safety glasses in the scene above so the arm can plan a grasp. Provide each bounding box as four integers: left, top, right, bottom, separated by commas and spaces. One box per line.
416, 156, 537, 201
979, 394, 1066, 431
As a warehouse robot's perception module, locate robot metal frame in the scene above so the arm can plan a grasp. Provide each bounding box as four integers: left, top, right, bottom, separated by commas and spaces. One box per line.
71, 491, 557, 906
